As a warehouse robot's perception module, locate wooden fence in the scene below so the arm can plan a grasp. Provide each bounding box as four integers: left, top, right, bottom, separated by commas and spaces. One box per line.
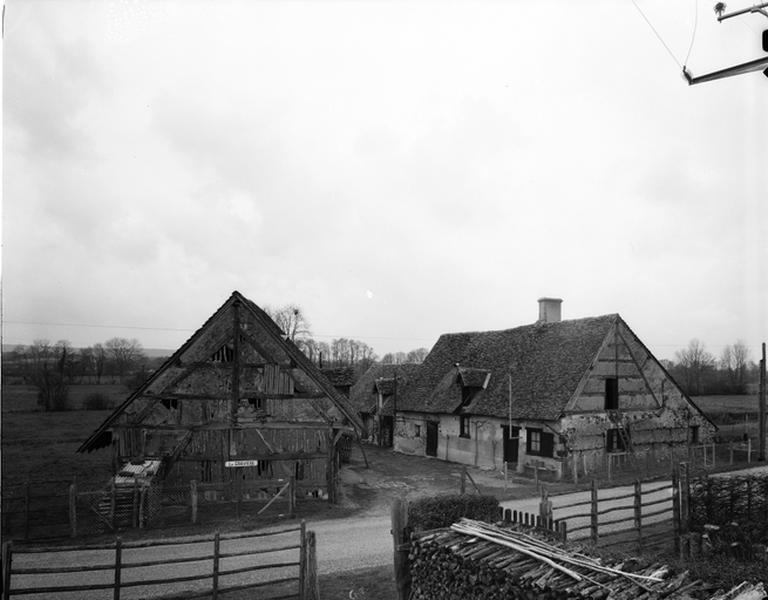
2, 522, 319, 600
547, 472, 681, 550
3, 477, 299, 541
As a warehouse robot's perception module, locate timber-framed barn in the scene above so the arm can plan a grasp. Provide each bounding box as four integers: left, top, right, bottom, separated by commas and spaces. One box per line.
78, 291, 363, 503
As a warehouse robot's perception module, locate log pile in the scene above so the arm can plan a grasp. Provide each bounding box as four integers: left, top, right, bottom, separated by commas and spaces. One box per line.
408, 519, 764, 600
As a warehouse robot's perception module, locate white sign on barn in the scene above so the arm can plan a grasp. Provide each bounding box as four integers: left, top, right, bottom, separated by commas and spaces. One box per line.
224, 460, 259, 468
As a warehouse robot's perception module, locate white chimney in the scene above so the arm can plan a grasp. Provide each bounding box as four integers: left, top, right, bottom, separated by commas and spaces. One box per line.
537, 297, 563, 323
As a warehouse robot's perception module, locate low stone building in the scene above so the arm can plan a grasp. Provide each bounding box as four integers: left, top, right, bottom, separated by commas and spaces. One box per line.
393, 298, 716, 480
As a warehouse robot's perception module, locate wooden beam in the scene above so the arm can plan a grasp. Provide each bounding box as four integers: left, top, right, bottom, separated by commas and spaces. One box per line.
232, 300, 241, 423
176, 452, 329, 461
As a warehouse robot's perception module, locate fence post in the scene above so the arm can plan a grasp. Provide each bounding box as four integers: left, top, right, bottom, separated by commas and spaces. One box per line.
190, 480, 198, 524
607, 454, 612, 482
132, 479, 139, 529
69, 482, 78, 538
460, 469, 466, 494
288, 476, 296, 518
633, 479, 642, 550
2, 541, 13, 599
299, 520, 307, 600
558, 520, 568, 542
748, 438, 752, 464
590, 479, 599, 545
212, 531, 220, 600
305, 530, 319, 600
572, 453, 578, 484
110, 481, 117, 529
24, 480, 30, 540
539, 488, 552, 525
138, 488, 146, 529
391, 498, 411, 600
113, 538, 122, 600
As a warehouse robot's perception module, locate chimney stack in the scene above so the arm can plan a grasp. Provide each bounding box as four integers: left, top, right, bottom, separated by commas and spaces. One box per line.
537, 297, 563, 323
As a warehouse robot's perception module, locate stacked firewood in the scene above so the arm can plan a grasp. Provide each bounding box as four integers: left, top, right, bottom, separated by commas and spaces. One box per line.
408, 519, 763, 600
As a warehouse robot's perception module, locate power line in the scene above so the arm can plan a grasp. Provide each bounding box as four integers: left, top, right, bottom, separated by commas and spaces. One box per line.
630, 0, 683, 70
684, 0, 699, 67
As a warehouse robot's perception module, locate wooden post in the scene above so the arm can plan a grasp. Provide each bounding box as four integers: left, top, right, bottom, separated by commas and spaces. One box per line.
534, 464, 539, 491
212, 532, 220, 600
747, 438, 752, 463
711, 442, 716, 468
114, 538, 122, 600
539, 488, 552, 525
288, 476, 296, 518
132, 479, 139, 528
607, 454, 612, 482
391, 498, 411, 600
582, 452, 588, 480
2, 541, 13, 599
572, 453, 578, 484
191, 480, 198, 524
24, 480, 30, 540
633, 479, 642, 550
729, 441, 734, 465
305, 530, 319, 600
69, 482, 77, 538
299, 520, 307, 599
138, 488, 146, 529
590, 479, 599, 545
110, 481, 117, 529
460, 469, 466, 494
558, 520, 568, 542
759, 343, 766, 461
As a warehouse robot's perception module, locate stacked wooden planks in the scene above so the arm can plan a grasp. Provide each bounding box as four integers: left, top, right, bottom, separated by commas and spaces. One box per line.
409, 519, 763, 600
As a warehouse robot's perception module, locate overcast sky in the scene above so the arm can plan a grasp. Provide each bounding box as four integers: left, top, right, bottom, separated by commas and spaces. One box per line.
3, 0, 766, 363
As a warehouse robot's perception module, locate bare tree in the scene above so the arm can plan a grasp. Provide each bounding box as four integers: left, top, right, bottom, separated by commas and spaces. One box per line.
28, 338, 69, 411
264, 304, 312, 343
104, 337, 145, 379
675, 338, 715, 395
406, 347, 429, 363
732, 340, 751, 393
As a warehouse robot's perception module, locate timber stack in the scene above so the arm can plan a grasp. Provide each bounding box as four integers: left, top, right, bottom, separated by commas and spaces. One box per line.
408, 519, 766, 600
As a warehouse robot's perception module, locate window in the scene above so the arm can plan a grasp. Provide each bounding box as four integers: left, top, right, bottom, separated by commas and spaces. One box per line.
459, 415, 471, 439
162, 398, 178, 410
526, 429, 554, 457
415, 424, 421, 438
606, 428, 629, 453
258, 460, 273, 478
605, 377, 619, 410
689, 425, 700, 445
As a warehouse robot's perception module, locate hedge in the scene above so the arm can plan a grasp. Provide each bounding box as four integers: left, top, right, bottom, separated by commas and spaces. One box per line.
408, 494, 500, 532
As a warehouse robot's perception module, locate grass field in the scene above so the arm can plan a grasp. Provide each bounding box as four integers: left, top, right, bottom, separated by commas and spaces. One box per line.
1, 409, 114, 488
692, 394, 759, 416
2, 383, 129, 412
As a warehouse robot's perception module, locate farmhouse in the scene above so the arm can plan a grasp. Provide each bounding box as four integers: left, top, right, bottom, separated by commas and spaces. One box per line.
350, 363, 421, 446
393, 298, 716, 480
78, 291, 363, 502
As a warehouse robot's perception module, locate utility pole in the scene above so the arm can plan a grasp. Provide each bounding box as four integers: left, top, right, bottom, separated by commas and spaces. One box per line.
684, 2, 768, 84
759, 342, 766, 461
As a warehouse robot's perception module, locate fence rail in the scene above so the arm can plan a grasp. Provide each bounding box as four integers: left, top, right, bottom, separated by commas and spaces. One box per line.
2, 522, 319, 600
547, 473, 679, 550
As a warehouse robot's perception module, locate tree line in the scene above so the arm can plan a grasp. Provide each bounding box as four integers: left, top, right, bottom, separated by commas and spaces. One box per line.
664, 338, 758, 396
5, 338, 155, 411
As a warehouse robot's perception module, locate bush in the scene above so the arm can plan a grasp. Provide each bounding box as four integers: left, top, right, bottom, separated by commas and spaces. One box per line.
408, 494, 500, 532
83, 393, 112, 410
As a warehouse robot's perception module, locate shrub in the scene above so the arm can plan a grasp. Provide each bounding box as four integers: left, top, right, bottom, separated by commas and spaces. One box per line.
83, 393, 112, 410
408, 494, 500, 532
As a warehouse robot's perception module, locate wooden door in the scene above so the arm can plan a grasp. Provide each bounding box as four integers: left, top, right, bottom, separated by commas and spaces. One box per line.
502, 425, 519, 463
426, 421, 438, 457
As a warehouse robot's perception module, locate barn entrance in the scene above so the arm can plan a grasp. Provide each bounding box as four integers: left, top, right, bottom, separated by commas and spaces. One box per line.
381, 416, 394, 447
426, 421, 438, 457
501, 425, 520, 464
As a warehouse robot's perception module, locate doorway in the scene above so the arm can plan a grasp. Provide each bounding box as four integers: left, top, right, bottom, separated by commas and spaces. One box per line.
426, 421, 438, 457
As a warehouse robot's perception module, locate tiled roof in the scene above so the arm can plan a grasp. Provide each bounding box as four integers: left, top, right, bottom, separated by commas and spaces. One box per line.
349, 362, 421, 415
399, 315, 618, 420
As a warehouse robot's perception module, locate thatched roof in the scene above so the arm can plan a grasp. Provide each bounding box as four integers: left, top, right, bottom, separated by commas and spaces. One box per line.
399, 315, 618, 420
349, 362, 421, 416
